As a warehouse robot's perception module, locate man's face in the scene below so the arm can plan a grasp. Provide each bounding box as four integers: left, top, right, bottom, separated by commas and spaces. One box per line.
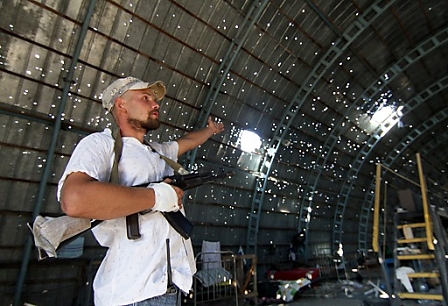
121, 88, 161, 131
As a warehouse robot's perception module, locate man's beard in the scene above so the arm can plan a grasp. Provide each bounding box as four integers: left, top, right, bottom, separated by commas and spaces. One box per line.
128, 112, 160, 131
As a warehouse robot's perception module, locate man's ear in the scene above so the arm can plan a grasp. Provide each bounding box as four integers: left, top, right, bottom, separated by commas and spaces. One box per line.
115, 97, 127, 112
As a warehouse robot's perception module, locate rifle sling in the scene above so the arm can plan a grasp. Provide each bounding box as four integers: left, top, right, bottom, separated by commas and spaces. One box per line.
145, 142, 189, 175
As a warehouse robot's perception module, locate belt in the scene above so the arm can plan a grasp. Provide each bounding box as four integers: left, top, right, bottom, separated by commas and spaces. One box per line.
166, 285, 178, 294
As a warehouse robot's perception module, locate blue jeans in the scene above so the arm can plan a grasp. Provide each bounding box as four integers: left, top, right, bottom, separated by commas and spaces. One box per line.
122, 287, 180, 306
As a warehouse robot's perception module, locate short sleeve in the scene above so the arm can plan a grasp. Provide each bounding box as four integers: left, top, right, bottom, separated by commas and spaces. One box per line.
57, 130, 114, 201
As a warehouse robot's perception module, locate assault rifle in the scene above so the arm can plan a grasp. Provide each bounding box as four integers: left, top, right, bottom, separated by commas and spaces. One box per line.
30, 169, 233, 259
126, 168, 234, 239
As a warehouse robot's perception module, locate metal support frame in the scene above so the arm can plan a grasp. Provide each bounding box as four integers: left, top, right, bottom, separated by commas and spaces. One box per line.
382, 155, 447, 304
357, 108, 448, 253
180, 0, 269, 255
356, 77, 448, 252
338, 75, 448, 250
330, 27, 448, 250
12, 1, 97, 305
183, 0, 269, 172
249, 0, 397, 257
305, 0, 379, 77
158, 0, 271, 257
245, 0, 397, 257
5, 4, 447, 303
429, 205, 448, 303
416, 153, 435, 250
298, 25, 448, 251
288, 0, 396, 256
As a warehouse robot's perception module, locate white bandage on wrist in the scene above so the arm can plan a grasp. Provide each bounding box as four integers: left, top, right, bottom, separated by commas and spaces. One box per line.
148, 182, 179, 212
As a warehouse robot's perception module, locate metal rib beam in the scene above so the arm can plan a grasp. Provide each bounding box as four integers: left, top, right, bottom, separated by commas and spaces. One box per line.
183, 0, 269, 172
328, 28, 448, 249
295, 25, 448, 251
246, 0, 395, 256
358, 107, 448, 252
13, 1, 97, 304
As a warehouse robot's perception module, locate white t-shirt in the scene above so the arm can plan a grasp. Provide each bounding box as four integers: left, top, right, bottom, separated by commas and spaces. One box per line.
57, 129, 196, 306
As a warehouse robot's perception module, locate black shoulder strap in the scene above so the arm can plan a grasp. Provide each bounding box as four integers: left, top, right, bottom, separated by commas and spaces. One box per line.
111, 128, 122, 184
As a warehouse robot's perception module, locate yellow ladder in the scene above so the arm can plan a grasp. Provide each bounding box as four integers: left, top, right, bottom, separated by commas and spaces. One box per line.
395, 219, 442, 301
393, 153, 443, 303
373, 153, 446, 305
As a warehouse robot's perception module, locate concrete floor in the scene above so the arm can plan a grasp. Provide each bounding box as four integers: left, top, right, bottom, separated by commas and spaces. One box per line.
262, 279, 387, 306
261, 278, 443, 306
204, 278, 443, 306
198, 266, 444, 306
278, 281, 386, 305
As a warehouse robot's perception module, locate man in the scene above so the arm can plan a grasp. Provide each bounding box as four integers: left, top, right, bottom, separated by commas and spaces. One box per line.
58, 76, 224, 306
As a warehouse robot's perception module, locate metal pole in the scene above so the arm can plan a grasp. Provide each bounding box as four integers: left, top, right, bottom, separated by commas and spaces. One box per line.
372, 163, 381, 253
416, 152, 435, 250
13, 1, 97, 304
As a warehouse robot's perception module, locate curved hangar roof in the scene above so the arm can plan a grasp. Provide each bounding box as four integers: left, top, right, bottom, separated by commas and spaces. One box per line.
0, 0, 447, 304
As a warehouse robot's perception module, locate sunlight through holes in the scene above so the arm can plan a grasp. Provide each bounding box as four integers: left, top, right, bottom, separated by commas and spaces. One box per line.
239, 130, 261, 153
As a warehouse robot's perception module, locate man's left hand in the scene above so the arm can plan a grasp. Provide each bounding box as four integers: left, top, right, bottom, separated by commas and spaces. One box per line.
208, 116, 225, 135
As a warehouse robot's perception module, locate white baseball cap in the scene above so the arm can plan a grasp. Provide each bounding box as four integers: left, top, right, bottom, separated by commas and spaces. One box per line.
101, 76, 166, 111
